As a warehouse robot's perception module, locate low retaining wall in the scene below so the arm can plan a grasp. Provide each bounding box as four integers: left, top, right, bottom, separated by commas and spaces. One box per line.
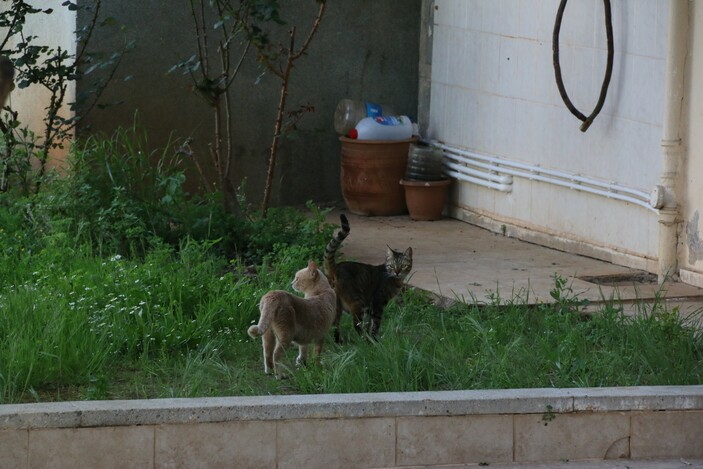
1, 386, 703, 468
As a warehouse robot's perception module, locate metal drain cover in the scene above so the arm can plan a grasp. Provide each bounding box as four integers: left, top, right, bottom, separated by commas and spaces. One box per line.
578, 272, 658, 286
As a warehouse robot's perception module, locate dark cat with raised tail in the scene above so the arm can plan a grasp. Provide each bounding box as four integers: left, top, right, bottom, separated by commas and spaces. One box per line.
324, 214, 413, 342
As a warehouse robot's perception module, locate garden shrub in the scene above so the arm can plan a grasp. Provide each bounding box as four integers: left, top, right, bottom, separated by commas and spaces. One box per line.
29, 124, 247, 257
22, 123, 333, 264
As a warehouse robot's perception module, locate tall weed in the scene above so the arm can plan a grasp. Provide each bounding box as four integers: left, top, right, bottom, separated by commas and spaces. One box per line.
30, 124, 244, 257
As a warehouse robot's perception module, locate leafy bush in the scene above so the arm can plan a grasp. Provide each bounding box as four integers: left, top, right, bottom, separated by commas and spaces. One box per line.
0, 1, 133, 197
23, 123, 334, 263
245, 201, 334, 265
28, 124, 246, 257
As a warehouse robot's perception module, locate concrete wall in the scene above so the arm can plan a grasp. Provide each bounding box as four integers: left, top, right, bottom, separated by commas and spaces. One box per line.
680, 4, 703, 287
74, 0, 421, 206
1, 387, 702, 468
423, 0, 669, 273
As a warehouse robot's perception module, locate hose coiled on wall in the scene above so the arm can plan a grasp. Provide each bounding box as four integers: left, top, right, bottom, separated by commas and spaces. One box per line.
553, 0, 614, 132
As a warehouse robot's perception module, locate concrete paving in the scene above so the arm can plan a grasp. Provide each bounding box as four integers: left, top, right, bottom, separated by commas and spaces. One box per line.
327, 210, 703, 318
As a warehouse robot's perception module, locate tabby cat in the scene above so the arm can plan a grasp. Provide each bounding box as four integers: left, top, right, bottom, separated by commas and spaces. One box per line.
248, 260, 336, 378
324, 214, 413, 342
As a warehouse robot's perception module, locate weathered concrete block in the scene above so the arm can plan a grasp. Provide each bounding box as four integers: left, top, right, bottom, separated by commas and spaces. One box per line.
0, 429, 27, 469
155, 421, 276, 469
276, 417, 395, 469
514, 412, 630, 462
396, 414, 513, 466
29, 426, 154, 469
631, 411, 703, 459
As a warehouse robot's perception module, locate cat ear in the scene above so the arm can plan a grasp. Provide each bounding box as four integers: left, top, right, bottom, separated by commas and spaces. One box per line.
404, 246, 413, 258
308, 260, 318, 272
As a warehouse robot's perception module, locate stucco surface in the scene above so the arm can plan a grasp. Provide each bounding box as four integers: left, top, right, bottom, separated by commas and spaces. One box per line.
76, 0, 421, 206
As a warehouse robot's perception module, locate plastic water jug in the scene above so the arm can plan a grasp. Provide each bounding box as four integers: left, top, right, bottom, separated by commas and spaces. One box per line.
348, 115, 413, 141
334, 99, 396, 135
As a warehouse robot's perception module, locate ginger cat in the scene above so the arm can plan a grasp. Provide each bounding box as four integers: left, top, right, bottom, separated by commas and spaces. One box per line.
248, 260, 336, 377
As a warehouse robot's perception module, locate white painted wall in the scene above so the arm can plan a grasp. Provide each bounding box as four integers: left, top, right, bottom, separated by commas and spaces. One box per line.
426, 0, 669, 271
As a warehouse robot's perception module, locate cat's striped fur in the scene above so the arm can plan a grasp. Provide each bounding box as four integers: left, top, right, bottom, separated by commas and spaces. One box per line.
324, 214, 413, 342
324, 213, 351, 284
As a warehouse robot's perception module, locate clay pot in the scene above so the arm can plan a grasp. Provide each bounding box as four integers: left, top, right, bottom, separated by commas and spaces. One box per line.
339, 136, 416, 216
399, 178, 451, 221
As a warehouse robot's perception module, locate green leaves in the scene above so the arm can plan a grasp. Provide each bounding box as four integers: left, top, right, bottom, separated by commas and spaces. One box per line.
0, 0, 134, 195
61, 1, 79, 11
247, 0, 285, 25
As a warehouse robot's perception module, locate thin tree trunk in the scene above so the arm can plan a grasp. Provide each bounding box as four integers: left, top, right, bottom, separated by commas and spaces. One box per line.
259, 2, 326, 215
261, 44, 294, 216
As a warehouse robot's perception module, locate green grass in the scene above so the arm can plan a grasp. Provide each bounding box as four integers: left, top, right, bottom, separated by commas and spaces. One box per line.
291, 289, 703, 394
1, 193, 701, 403
2, 238, 701, 404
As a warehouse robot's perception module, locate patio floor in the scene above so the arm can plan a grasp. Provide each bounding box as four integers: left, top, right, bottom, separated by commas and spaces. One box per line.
326, 210, 703, 318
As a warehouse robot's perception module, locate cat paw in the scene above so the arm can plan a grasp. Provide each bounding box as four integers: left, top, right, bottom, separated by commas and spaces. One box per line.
274, 364, 292, 379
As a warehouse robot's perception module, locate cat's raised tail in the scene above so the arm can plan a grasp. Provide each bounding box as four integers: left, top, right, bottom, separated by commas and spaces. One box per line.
324, 214, 351, 283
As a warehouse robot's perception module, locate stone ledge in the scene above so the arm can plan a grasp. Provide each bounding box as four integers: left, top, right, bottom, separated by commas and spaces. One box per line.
2, 386, 703, 468
1, 385, 702, 429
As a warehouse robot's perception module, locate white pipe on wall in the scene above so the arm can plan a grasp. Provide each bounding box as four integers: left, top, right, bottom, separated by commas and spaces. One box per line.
443, 153, 514, 184
445, 169, 513, 192
439, 144, 654, 211
656, 0, 689, 282
443, 159, 513, 184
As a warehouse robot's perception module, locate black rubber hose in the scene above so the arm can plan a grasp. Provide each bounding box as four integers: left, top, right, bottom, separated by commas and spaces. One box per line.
553, 0, 614, 132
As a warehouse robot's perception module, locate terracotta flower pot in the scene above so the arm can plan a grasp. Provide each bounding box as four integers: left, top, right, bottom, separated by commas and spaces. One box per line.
339, 136, 416, 216
400, 178, 451, 221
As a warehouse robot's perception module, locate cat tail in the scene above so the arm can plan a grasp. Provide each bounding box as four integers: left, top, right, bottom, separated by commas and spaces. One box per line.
247, 323, 266, 338
324, 214, 351, 281
247, 295, 276, 338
